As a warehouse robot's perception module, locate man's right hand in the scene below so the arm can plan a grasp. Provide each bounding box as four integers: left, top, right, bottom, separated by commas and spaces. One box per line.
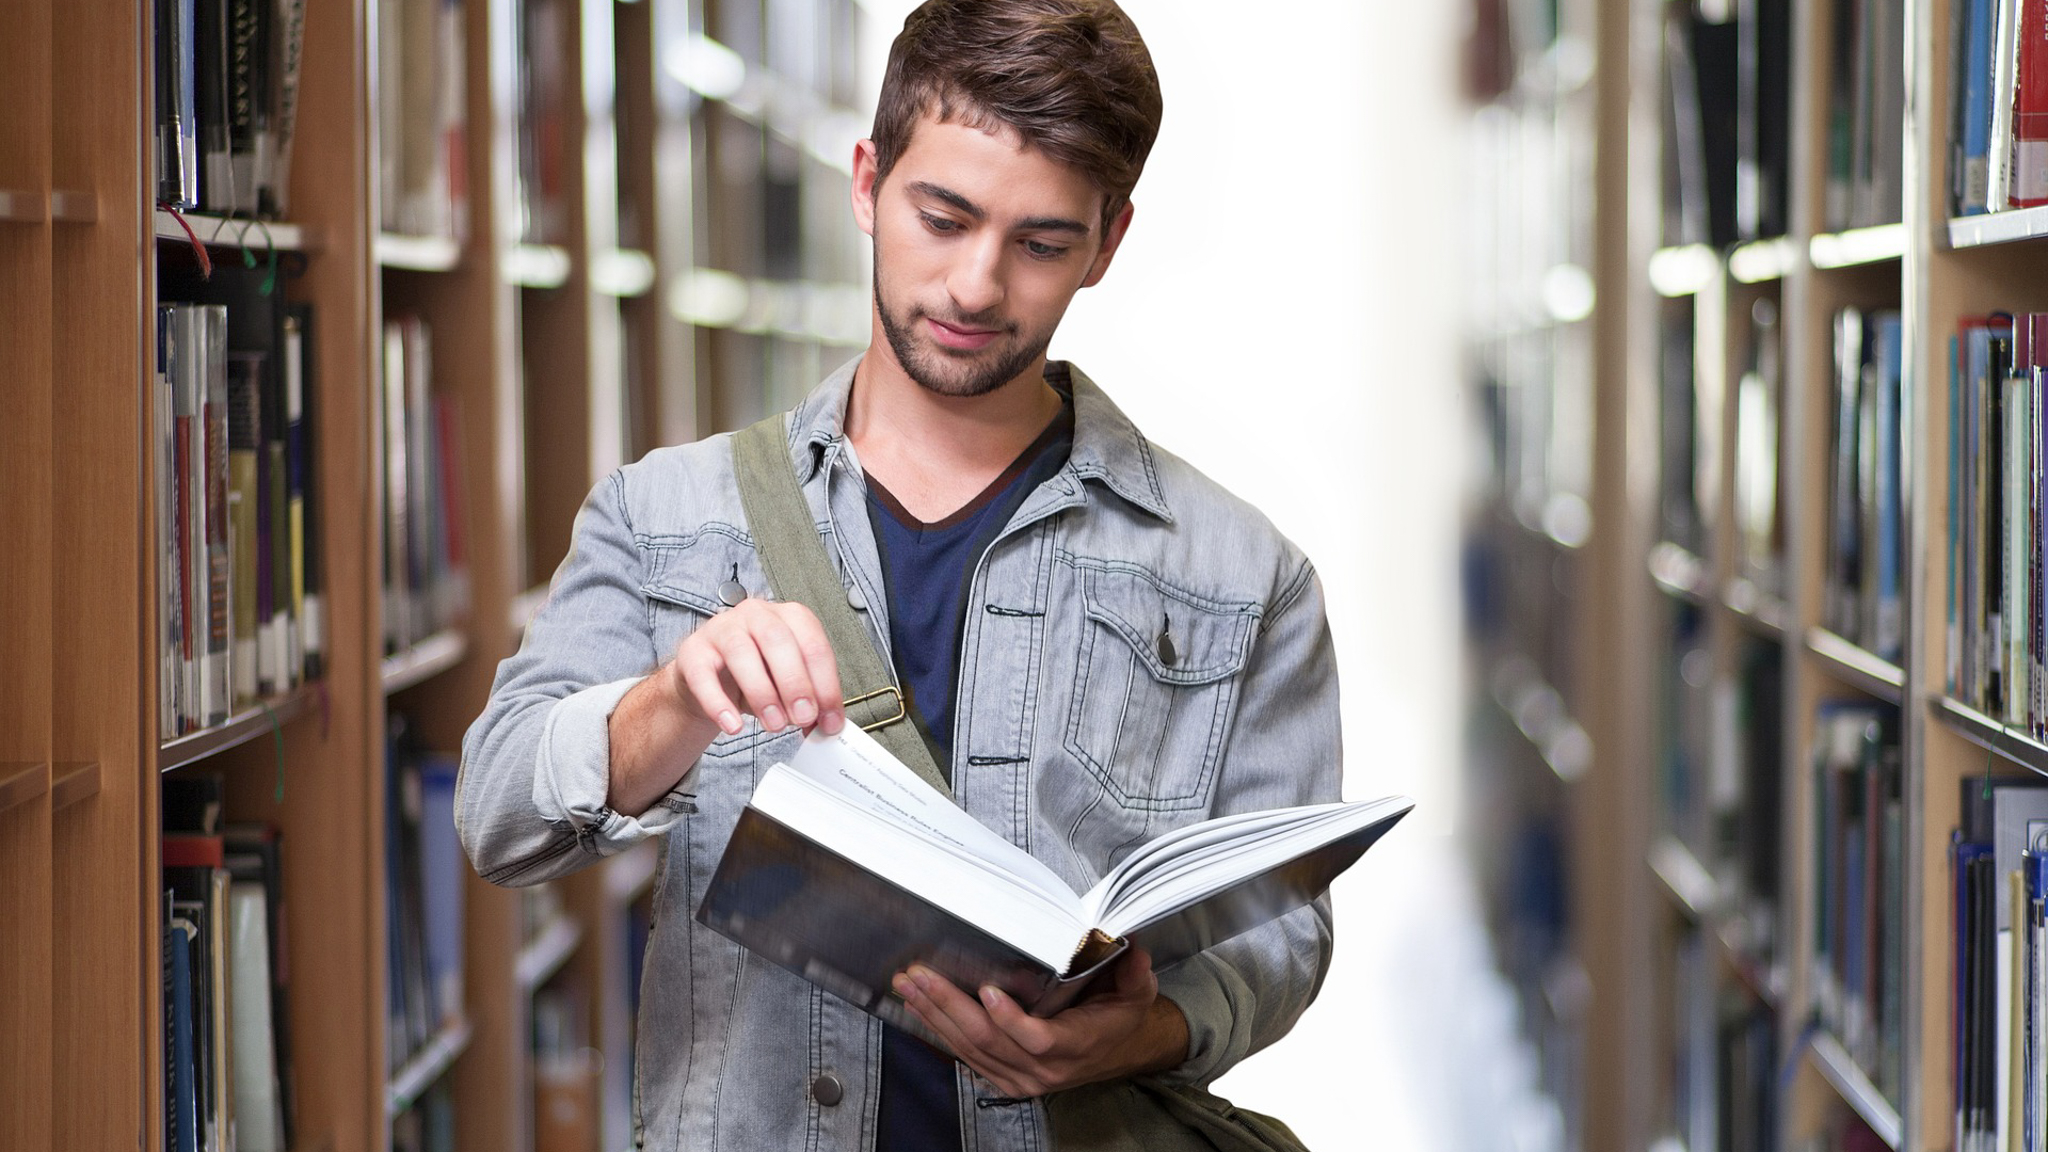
667, 597, 846, 739
607, 598, 845, 817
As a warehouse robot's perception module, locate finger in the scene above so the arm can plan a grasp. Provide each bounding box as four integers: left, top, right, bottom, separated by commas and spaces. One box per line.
746, 609, 820, 728
674, 646, 744, 735
1113, 947, 1159, 999
777, 605, 844, 733
710, 627, 787, 730
978, 984, 1060, 1059
899, 967, 1035, 1073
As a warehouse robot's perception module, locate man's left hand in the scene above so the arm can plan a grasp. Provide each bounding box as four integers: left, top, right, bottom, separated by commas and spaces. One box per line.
892, 947, 1189, 1098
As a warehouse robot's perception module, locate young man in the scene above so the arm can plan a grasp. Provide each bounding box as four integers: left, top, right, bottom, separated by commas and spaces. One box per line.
458, 2, 1342, 1148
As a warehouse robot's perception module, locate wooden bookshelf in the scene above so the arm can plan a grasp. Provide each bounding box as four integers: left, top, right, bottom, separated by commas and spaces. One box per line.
0, 1, 871, 1150
1467, 0, 2027, 1147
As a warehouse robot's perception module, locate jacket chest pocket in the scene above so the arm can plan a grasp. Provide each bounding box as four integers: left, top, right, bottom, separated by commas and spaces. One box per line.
640, 531, 763, 661
1061, 564, 1258, 812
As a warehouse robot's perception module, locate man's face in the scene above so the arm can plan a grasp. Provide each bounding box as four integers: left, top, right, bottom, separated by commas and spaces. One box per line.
853, 115, 1132, 399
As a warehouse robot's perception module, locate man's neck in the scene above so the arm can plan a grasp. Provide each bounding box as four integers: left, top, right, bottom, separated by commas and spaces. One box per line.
845, 351, 1065, 523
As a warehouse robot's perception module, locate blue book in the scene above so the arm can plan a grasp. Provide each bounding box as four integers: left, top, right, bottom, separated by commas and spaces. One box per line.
417, 754, 465, 1029
1953, 334, 1965, 695
167, 917, 200, 1152
1962, 0, 1996, 214
1873, 312, 1905, 662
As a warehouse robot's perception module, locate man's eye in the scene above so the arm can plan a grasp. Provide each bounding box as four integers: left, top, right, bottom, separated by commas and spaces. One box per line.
920, 213, 961, 234
1024, 240, 1068, 260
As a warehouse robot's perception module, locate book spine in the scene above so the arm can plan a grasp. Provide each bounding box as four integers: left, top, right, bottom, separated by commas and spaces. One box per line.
1956, 333, 1968, 696
158, 310, 181, 740
264, 0, 306, 218
1966, 0, 1999, 213
227, 353, 261, 705
1997, 0, 2025, 209
2014, 0, 2048, 204
202, 307, 232, 728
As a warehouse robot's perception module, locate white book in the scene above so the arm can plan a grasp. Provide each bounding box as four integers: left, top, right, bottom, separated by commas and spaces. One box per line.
228, 884, 283, 1152
699, 726, 1412, 1037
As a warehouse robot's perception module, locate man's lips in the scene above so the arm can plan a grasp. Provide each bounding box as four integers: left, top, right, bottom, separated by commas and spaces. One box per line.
926, 317, 1000, 351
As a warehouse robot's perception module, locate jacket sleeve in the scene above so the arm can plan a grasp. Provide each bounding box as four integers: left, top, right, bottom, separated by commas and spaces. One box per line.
1151, 558, 1341, 1087
457, 469, 690, 887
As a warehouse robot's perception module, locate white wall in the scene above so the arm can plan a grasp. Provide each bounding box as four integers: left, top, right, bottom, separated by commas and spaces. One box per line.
856, 3, 1483, 1144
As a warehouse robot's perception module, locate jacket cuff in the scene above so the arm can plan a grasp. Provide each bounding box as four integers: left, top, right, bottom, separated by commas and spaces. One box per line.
1152, 954, 1256, 1087
533, 676, 689, 851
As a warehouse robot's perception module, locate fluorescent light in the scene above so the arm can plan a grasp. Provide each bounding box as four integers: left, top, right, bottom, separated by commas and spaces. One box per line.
663, 34, 747, 101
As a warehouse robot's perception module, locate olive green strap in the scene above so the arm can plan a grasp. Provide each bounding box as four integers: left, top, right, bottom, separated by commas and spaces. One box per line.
731, 414, 952, 798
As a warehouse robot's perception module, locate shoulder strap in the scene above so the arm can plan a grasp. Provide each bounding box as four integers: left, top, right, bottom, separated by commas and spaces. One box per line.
731, 414, 953, 798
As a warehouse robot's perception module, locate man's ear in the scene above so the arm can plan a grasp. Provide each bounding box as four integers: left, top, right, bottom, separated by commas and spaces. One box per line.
851, 139, 881, 237
1081, 201, 1136, 289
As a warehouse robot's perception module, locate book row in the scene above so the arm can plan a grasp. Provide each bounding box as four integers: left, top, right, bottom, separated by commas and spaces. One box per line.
1949, 0, 2048, 217
380, 316, 472, 656
1952, 776, 2048, 1152
1668, 935, 1778, 1152
154, 0, 309, 217
1947, 313, 2048, 727
161, 777, 298, 1152
1825, 308, 1906, 665
385, 713, 465, 1076
154, 282, 323, 740
1660, 0, 1792, 249
375, 0, 467, 240
1810, 701, 1906, 1107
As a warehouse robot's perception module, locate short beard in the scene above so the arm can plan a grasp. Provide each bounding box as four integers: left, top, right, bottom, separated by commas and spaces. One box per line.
874, 264, 1050, 399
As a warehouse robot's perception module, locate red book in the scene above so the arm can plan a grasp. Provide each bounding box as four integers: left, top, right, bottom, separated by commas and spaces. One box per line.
161, 834, 225, 869
2013, 0, 2048, 205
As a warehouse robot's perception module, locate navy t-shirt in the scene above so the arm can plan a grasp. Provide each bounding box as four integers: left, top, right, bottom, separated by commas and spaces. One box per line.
866, 401, 1073, 1151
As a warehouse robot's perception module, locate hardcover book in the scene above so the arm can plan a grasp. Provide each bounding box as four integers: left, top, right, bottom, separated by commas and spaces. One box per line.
697, 726, 1412, 1038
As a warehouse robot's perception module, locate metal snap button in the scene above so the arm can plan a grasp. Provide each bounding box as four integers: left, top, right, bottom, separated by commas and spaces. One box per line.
811, 1072, 845, 1107
1157, 614, 1178, 668
718, 564, 746, 608
846, 584, 867, 611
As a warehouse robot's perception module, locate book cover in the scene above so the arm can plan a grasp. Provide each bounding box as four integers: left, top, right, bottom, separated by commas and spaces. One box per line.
696, 727, 1410, 1042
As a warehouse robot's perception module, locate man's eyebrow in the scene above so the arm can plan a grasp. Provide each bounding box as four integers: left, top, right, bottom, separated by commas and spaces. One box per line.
909, 181, 985, 220
907, 181, 1092, 236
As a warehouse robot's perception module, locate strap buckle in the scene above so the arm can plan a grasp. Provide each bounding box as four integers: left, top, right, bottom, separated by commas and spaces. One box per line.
844, 686, 907, 733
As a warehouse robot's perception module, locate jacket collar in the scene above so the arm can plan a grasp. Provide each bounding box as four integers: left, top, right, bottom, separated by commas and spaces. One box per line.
783, 355, 1174, 523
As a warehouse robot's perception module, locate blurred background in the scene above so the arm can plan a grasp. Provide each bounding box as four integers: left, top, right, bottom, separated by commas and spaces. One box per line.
31, 0, 2019, 1148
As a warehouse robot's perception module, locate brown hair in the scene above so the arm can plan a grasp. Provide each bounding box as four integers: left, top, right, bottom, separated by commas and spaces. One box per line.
871, 0, 1164, 236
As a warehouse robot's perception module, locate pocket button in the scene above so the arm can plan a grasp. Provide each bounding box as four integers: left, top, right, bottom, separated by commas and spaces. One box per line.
811, 1072, 845, 1106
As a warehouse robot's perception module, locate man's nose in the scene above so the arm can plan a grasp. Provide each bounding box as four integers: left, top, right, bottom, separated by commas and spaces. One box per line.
946, 236, 1006, 318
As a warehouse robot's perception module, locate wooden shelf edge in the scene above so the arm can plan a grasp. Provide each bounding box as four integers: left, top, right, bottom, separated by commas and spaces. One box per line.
1488, 655, 1591, 783
155, 209, 313, 252
375, 232, 463, 271
1947, 204, 2048, 250
385, 1016, 475, 1117
1805, 1030, 1902, 1149
1648, 243, 1719, 298
0, 763, 50, 815
1648, 541, 1712, 606
506, 243, 573, 289
606, 839, 661, 903
160, 685, 317, 773
1804, 628, 1905, 703
591, 247, 657, 298
1723, 577, 1791, 639
1728, 236, 1801, 283
1808, 222, 1907, 269
50, 190, 96, 223
380, 630, 469, 696
515, 916, 586, 993
1648, 835, 1719, 920
51, 762, 101, 811
1930, 695, 2048, 778
509, 584, 549, 639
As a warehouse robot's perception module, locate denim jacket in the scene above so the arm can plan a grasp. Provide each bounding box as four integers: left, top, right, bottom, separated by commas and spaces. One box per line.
457, 358, 1344, 1151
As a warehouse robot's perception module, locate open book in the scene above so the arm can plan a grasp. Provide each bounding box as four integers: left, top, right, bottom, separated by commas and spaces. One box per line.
696, 725, 1413, 1031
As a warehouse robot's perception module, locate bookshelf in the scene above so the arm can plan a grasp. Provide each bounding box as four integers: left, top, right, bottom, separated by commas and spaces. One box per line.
0, 1, 870, 1151
1469, 0, 2048, 1148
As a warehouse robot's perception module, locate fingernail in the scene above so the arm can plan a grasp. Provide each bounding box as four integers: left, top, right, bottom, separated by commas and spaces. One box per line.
762, 705, 787, 730
910, 967, 931, 991
892, 975, 914, 998
822, 710, 844, 734
790, 697, 817, 725
980, 986, 1001, 1008
718, 710, 741, 734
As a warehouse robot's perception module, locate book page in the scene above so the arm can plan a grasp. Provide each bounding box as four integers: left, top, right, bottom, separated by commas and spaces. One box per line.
1085, 796, 1415, 936
747, 765, 1086, 968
